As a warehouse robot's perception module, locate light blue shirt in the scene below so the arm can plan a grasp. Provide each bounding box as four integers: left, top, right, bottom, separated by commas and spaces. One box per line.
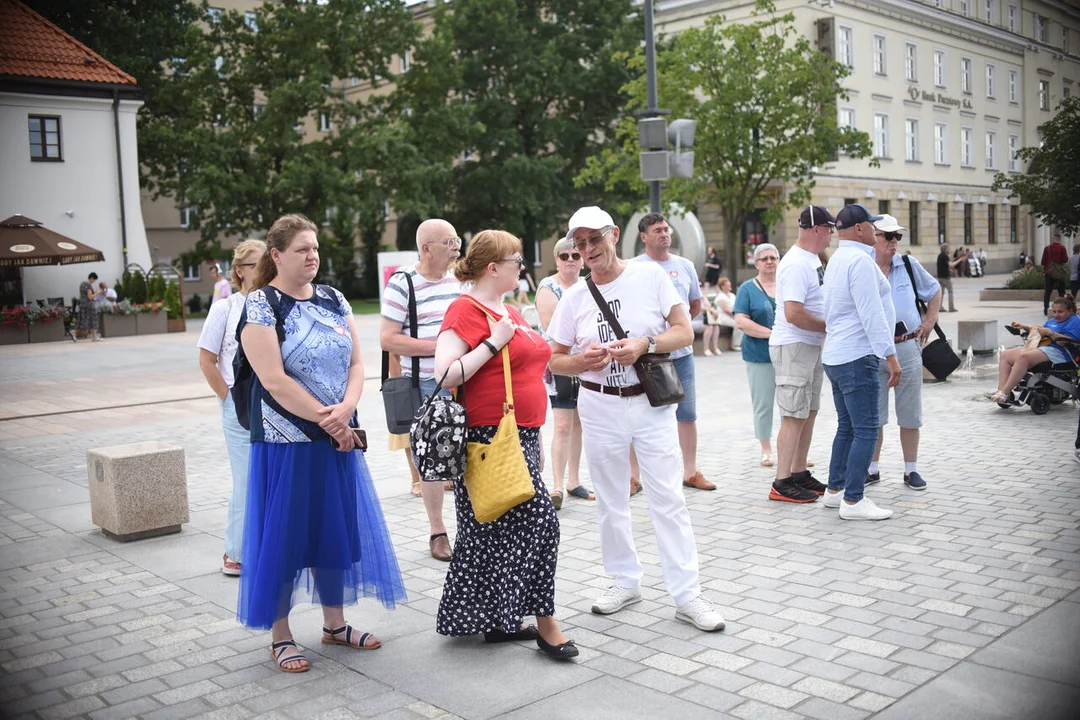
632, 252, 702, 359
822, 241, 896, 366
888, 254, 940, 339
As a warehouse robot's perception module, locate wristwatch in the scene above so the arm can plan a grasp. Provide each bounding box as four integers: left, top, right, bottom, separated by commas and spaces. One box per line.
646, 336, 657, 354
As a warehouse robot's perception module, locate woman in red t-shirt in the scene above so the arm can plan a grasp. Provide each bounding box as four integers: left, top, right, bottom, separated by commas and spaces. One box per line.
431, 230, 576, 661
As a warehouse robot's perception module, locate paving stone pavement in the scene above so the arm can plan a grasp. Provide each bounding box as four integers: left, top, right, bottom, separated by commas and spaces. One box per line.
0, 275, 1077, 719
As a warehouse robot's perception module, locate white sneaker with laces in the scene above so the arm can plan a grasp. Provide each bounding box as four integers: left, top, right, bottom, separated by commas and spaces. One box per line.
822, 489, 843, 509
838, 497, 893, 521
591, 585, 642, 615
675, 595, 726, 631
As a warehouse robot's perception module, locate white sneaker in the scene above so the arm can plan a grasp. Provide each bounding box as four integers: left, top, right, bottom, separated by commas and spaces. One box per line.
675, 595, 726, 632
822, 489, 843, 508
838, 496, 893, 521
591, 585, 642, 615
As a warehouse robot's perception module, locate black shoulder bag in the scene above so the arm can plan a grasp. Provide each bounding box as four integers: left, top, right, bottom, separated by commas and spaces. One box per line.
902, 256, 961, 381
381, 272, 424, 433
585, 275, 685, 407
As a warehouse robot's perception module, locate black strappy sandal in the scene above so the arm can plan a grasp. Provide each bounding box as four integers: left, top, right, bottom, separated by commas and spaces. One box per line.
322, 624, 381, 650
270, 640, 309, 673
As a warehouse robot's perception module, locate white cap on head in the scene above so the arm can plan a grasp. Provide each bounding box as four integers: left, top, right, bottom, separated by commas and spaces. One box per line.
873, 214, 906, 233
564, 206, 615, 241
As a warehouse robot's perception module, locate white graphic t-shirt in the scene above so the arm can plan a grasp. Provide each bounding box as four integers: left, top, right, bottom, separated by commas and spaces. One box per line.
771, 245, 826, 347
548, 262, 683, 388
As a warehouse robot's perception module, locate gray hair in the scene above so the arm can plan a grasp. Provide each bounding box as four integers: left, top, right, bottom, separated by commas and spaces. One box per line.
752, 243, 779, 263
552, 236, 575, 258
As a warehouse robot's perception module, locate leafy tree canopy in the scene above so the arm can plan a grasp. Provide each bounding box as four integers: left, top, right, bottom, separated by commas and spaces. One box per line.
993, 95, 1080, 237
576, 0, 875, 270
390, 0, 642, 263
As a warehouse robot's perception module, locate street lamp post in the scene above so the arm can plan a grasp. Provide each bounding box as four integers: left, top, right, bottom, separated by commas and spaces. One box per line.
643, 0, 662, 214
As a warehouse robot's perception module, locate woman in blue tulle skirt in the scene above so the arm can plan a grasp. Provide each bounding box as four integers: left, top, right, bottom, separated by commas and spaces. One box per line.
237, 214, 406, 673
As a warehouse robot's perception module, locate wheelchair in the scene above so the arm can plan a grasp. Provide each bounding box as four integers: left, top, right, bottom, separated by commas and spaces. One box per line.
996, 326, 1079, 415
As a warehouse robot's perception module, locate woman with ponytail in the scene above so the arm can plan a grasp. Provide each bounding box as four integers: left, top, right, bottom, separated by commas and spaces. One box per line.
236, 214, 405, 673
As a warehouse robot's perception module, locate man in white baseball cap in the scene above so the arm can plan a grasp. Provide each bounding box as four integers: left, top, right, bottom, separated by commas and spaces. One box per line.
868, 214, 941, 492
547, 206, 726, 632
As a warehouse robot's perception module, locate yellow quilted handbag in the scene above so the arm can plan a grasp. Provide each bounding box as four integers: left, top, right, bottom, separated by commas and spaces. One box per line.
463, 304, 536, 523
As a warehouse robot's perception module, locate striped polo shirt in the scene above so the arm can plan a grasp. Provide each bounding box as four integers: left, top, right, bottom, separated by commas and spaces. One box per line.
380, 264, 463, 379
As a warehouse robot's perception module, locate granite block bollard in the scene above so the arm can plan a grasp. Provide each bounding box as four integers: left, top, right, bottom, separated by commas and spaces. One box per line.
87, 441, 189, 541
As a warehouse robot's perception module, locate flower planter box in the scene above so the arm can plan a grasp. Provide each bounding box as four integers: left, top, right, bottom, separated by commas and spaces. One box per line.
167, 317, 186, 333
0, 324, 29, 345
978, 289, 1045, 302
28, 320, 67, 343
100, 313, 137, 338
136, 312, 167, 335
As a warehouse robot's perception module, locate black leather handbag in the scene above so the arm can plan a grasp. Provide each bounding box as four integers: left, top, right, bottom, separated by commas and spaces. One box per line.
586, 276, 685, 407
381, 271, 424, 433
901, 256, 961, 381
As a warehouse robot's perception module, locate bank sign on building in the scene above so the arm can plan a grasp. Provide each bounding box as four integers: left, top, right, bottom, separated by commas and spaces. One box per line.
657, 0, 1079, 275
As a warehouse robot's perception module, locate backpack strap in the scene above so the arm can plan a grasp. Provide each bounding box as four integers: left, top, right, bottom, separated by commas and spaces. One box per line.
381, 271, 421, 389
901, 255, 947, 344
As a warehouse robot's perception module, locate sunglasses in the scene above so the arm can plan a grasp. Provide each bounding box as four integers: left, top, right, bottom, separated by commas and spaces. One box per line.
572, 229, 612, 252
875, 232, 903, 242
558, 252, 582, 261
497, 256, 526, 268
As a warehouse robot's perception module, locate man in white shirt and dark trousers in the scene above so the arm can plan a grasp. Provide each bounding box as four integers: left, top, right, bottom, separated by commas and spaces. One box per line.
631, 212, 715, 491
768, 206, 834, 503
867, 215, 941, 491
821, 204, 901, 521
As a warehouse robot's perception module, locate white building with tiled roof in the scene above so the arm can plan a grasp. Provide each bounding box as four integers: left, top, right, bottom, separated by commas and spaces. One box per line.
0, 0, 151, 306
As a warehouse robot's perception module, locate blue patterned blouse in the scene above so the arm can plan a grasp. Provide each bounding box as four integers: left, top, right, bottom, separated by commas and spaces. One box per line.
244, 284, 357, 443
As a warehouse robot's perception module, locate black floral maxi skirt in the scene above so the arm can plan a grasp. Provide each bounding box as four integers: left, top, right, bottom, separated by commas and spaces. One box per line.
436, 426, 560, 636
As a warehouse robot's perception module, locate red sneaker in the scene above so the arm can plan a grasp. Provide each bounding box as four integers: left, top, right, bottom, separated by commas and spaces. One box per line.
222, 553, 241, 576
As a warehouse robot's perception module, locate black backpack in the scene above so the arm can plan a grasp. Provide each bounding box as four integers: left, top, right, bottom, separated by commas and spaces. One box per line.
409, 362, 467, 483
231, 287, 289, 431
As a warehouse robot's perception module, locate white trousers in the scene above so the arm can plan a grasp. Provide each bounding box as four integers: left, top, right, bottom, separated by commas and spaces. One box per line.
577, 389, 702, 607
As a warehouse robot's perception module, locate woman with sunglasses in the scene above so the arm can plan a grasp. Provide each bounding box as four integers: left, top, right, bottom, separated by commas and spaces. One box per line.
535, 237, 594, 509
197, 239, 266, 576
733, 244, 780, 467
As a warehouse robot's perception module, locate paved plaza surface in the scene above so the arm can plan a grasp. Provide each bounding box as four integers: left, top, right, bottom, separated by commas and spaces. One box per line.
0, 274, 1077, 719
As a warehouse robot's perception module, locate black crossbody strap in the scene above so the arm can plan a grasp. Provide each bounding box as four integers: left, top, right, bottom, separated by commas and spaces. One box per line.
901, 255, 946, 343
381, 271, 421, 389
586, 275, 627, 340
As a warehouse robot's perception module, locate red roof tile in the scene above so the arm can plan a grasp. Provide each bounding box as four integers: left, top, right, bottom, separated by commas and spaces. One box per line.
0, 0, 137, 86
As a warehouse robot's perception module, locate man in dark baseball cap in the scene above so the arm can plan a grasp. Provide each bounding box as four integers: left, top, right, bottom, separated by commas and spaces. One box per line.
798, 205, 836, 229
834, 203, 883, 230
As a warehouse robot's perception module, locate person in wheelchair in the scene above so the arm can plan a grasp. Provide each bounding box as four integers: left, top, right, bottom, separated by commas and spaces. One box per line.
989, 294, 1080, 408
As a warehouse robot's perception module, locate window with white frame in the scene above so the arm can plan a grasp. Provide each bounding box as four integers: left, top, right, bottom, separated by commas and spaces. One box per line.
323, 207, 336, 226
873, 114, 889, 158
984, 0, 994, 24
986, 63, 995, 98
1007, 5, 1017, 33
934, 122, 948, 164
180, 206, 195, 228
1008, 134, 1019, 171
1066, 86, 1072, 100
934, 50, 946, 87
961, 57, 972, 94
961, 127, 973, 166
905, 118, 919, 161
839, 107, 855, 130
873, 35, 886, 75
319, 112, 332, 132
838, 25, 854, 68
207, 6, 223, 23
905, 43, 917, 82
959, 0, 969, 16
985, 131, 996, 168
1008, 69, 1018, 103
183, 263, 200, 282
253, 103, 264, 119
1039, 79, 1050, 110
400, 50, 411, 73
244, 11, 257, 31
1035, 15, 1046, 43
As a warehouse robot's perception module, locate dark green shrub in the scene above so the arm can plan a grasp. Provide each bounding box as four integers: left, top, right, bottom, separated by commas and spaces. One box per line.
165, 279, 182, 319
1004, 268, 1045, 290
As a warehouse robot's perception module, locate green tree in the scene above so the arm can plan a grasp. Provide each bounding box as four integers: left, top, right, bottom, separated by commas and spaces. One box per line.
577, 0, 875, 271
140, 0, 418, 295
993, 96, 1080, 236
391, 0, 642, 263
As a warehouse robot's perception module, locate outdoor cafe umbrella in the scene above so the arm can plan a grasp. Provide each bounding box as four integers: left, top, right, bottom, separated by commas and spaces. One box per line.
0, 214, 105, 267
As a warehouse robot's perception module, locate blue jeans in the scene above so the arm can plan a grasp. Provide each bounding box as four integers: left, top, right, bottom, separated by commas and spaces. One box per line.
672, 353, 696, 423
824, 356, 881, 504
221, 393, 251, 561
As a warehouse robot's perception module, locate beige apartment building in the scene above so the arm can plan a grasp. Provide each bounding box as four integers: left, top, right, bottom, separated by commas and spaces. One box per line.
145, 0, 1078, 295
657, 0, 1080, 274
